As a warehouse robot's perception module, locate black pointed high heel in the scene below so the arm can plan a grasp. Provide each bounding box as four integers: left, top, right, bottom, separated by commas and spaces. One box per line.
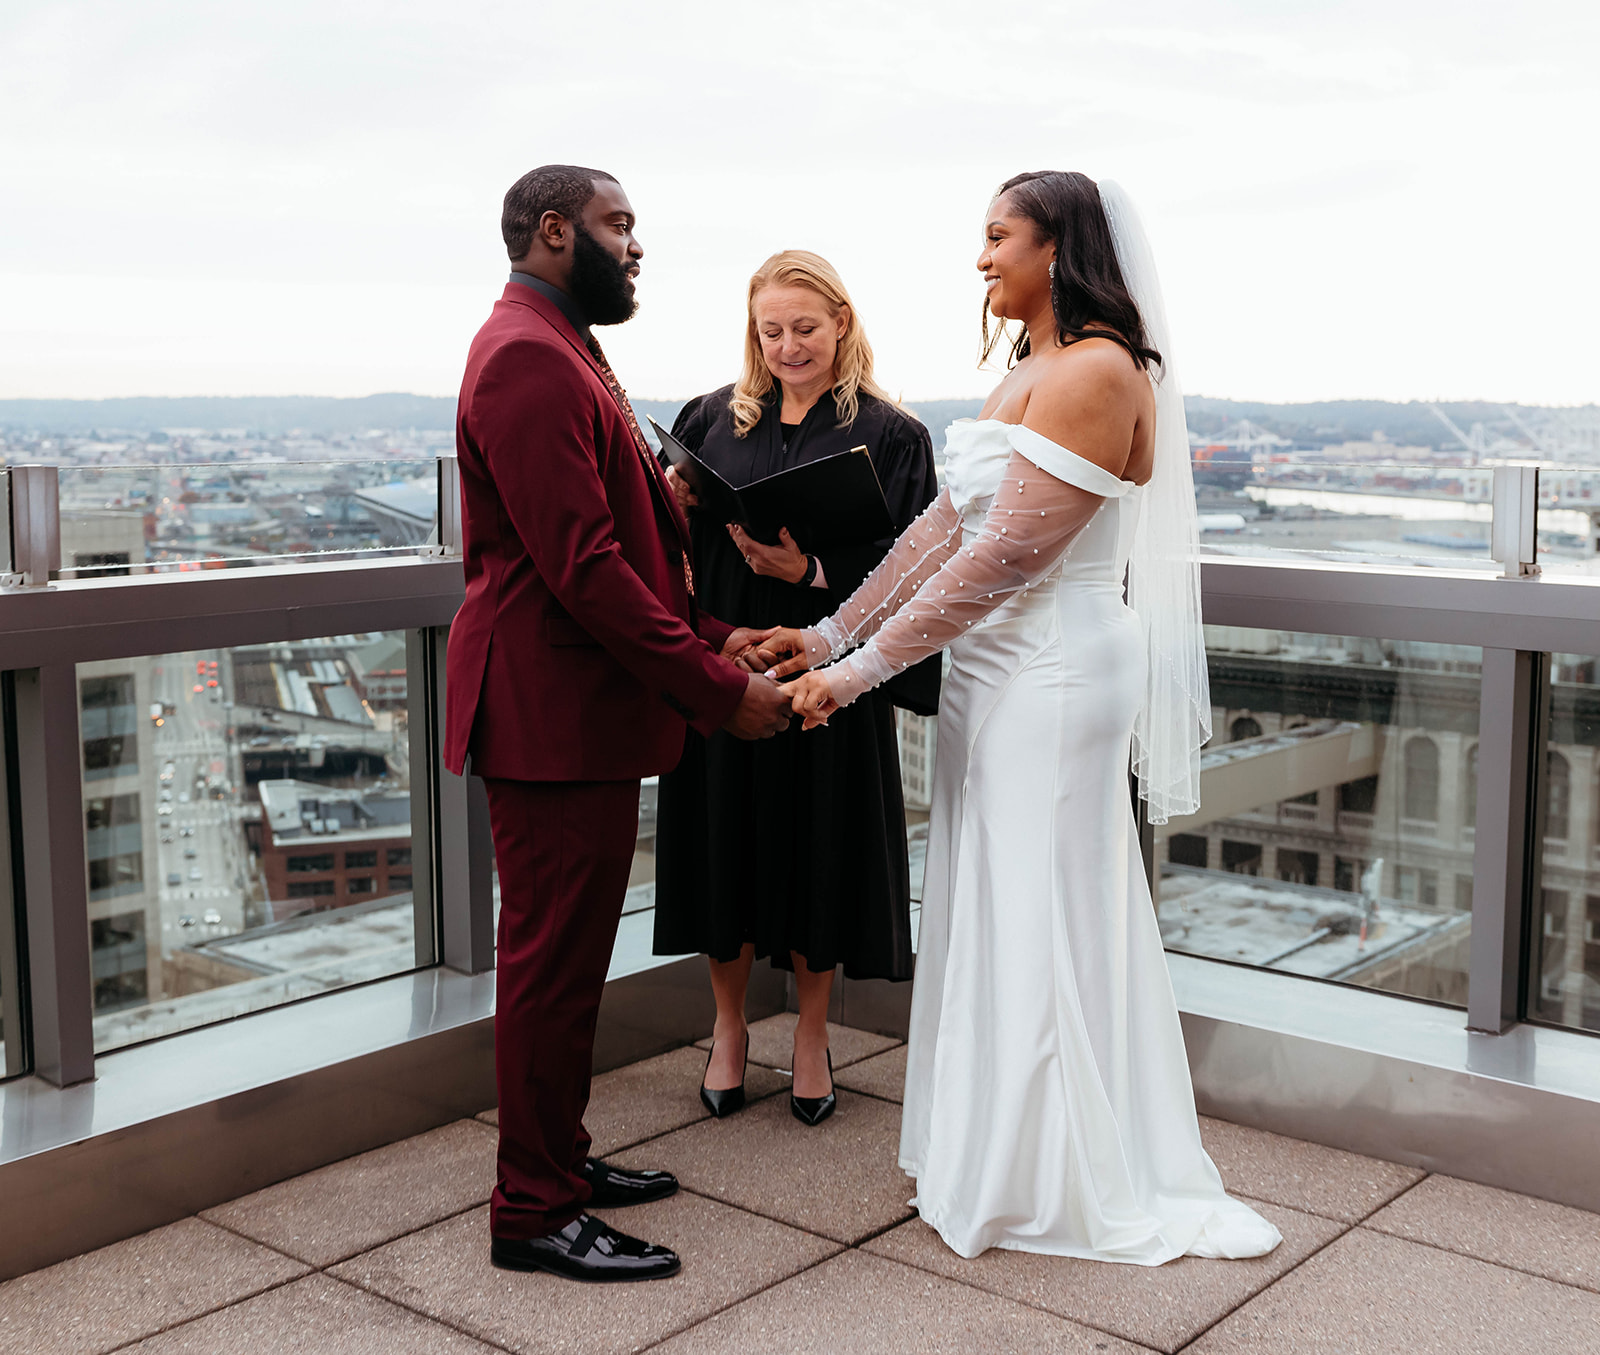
699, 1030, 748, 1119
790, 1048, 836, 1127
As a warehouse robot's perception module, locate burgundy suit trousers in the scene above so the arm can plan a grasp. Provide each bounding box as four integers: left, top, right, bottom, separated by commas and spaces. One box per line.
483, 776, 640, 1239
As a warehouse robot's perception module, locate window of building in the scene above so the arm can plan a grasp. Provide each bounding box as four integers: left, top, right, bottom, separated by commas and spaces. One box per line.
287, 853, 337, 873
1167, 834, 1207, 868
84, 734, 137, 778
286, 880, 337, 899
345, 850, 377, 869
389, 873, 412, 892
1220, 841, 1261, 876
81, 675, 137, 710
94, 971, 148, 1012
86, 793, 140, 830
1338, 776, 1378, 815
386, 847, 412, 867
1396, 866, 1438, 908
1455, 875, 1474, 911
88, 853, 144, 896
1402, 736, 1440, 822
1537, 889, 1569, 1005
1229, 715, 1262, 742
1334, 856, 1368, 893
1546, 751, 1571, 841
1464, 743, 1478, 828
348, 876, 376, 894
74, 551, 131, 578
1277, 849, 1318, 886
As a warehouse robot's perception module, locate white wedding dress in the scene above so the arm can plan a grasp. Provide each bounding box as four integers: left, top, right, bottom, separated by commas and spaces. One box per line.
802, 417, 1282, 1264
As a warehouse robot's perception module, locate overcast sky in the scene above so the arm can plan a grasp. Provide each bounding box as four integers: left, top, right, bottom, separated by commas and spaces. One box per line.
3, 0, 1596, 405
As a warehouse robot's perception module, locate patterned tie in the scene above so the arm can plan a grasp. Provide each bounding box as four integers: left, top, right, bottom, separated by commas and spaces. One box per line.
585, 334, 696, 600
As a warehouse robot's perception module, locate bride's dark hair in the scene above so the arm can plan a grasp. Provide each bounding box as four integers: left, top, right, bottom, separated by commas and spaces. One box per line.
981, 170, 1162, 373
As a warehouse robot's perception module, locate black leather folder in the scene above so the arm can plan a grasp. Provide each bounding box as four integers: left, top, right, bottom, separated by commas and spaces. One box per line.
649, 417, 895, 552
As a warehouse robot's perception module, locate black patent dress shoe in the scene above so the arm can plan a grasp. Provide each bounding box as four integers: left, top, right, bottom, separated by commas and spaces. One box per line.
490, 1213, 681, 1283
582, 1157, 678, 1208
699, 1030, 749, 1119
791, 1048, 836, 1126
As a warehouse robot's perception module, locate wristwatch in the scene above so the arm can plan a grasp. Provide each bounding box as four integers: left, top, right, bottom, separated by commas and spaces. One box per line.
798, 554, 819, 588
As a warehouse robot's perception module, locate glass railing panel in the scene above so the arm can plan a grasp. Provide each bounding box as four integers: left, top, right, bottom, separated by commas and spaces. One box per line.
1535, 469, 1600, 577
56, 460, 438, 578
1192, 460, 1497, 569
1155, 626, 1482, 1006
1530, 653, 1600, 1034
81, 629, 428, 1053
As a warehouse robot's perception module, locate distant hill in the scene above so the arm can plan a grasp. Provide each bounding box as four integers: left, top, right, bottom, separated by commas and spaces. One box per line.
0, 394, 459, 436
1, 392, 1589, 454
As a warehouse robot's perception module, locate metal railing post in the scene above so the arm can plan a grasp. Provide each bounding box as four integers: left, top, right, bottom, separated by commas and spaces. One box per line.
3, 465, 61, 589
412, 624, 493, 974
12, 665, 94, 1084
1491, 463, 1540, 579
425, 454, 463, 559
0, 673, 28, 1079
1467, 648, 1545, 1033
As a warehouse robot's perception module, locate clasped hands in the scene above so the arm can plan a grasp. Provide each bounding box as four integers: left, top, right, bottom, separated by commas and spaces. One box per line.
719, 626, 839, 733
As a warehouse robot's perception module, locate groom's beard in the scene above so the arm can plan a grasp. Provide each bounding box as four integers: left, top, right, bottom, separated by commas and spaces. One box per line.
570, 223, 638, 326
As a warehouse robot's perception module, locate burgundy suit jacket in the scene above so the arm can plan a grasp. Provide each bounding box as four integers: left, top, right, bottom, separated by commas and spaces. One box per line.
444, 284, 746, 782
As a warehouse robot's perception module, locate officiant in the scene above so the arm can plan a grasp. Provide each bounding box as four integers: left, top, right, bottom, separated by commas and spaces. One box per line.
654, 249, 939, 1126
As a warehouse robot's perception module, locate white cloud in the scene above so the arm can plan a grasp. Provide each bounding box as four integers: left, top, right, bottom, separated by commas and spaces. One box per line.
1, 0, 1595, 403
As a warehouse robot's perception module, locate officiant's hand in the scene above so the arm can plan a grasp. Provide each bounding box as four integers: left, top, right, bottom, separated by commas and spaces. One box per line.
720, 625, 781, 673
664, 465, 699, 510
788, 672, 840, 730
729, 524, 807, 583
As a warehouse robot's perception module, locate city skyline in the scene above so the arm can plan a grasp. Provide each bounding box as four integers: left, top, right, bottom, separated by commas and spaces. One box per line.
2, 1, 1596, 407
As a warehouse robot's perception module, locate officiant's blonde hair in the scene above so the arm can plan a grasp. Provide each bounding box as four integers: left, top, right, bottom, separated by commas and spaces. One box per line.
730, 251, 893, 438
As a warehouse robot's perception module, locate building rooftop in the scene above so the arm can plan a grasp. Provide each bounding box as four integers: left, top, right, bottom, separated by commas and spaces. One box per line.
258, 778, 410, 844
1159, 867, 1470, 979
4, 1013, 1596, 1354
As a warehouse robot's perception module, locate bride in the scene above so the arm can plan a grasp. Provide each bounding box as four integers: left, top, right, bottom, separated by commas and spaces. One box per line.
761, 171, 1282, 1264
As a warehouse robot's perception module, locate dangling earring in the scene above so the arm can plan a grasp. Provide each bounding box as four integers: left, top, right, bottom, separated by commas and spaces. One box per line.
1048, 260, 1057, 281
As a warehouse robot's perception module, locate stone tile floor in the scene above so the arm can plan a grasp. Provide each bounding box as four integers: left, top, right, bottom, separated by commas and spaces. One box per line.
5, 1012, 1599, 1354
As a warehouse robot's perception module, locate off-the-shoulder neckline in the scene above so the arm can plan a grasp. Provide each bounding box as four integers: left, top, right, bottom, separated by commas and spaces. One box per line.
949, 417, 1143, 488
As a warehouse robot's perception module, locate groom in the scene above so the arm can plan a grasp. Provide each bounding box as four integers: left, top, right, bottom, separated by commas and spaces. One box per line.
445, 164, 793, 1282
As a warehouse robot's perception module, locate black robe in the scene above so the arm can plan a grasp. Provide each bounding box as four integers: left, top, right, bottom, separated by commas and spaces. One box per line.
653, 385, 940, 980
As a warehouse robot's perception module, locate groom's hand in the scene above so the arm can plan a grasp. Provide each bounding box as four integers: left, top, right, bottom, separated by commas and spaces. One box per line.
720, 625, 780, 673
723, 673, 793, 740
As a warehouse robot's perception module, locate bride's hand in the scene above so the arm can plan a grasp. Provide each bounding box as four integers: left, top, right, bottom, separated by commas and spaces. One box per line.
753, 627, 809, 674
787, 672, 840, 730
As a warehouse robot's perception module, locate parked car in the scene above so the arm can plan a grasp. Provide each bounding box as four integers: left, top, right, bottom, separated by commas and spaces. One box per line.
158, 804, 174, 817
202, 909, 222, 926
183, 847, 197, 859
178, 792, 190, 804
178, 914, 197, 928
166, 872, 181, 887
188, 868, 202, 882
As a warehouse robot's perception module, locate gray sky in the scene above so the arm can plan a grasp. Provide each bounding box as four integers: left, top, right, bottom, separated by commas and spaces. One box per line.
3, 0, 1596, 405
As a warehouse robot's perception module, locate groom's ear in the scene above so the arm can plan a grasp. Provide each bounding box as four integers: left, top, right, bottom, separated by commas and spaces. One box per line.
534, 209, 572, 253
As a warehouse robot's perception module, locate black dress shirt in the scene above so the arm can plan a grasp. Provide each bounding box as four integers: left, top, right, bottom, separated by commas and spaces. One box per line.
507, 271, 590, 341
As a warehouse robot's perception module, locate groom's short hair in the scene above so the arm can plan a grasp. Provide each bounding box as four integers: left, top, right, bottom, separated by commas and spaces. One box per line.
502, 165, 619, 261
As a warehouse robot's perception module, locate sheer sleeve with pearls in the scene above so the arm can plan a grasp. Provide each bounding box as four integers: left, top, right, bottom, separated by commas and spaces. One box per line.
786, 489, 966, 671
802, 449, 1114, 709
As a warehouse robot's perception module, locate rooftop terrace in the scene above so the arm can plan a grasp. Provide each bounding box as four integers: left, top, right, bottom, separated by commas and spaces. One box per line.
4, 1014, 1597, 1354
4, 451, 1600, 1350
